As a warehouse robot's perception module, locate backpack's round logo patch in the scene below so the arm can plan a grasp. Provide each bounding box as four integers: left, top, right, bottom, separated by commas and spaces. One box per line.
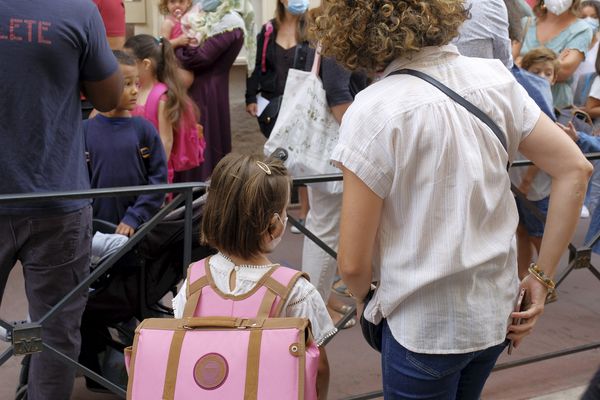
194, 353, 228, 390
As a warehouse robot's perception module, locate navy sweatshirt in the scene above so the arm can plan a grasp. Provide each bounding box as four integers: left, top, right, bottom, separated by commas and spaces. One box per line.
84, 115, 168, 229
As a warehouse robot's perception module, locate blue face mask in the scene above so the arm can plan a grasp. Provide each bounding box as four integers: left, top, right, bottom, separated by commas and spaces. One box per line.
198, 0, 221, 12
287, 0, 309, 15
583, 17, 600, 33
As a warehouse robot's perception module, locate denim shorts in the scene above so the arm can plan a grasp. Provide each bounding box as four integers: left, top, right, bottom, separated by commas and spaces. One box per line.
516, 196, 549, 238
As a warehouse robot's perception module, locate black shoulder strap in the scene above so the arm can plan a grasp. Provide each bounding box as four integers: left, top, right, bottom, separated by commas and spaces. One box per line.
293, 41, 309, 70
389, 68, 508, 153
132, 117, 151, 181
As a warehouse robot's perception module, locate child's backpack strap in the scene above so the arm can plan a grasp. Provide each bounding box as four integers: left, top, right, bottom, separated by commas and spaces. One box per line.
144, 82, 169, 127
256, 266, 309, 319
183, 258, 211, 317
261, 20, 274, 74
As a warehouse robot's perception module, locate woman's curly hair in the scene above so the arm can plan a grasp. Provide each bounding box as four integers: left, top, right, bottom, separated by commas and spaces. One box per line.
312, 0, 469, 72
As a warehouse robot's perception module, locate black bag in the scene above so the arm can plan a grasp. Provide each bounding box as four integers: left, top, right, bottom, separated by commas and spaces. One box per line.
257, 95, 283, 137
359, 287, 383, 352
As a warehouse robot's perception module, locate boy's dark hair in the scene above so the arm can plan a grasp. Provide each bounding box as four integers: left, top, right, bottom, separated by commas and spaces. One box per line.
201, 154, 290, 259
521, 47, 560, 75
112, 50, 136, 66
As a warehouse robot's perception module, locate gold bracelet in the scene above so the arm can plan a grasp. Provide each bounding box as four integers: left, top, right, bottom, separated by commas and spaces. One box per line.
528, 264, 556, 293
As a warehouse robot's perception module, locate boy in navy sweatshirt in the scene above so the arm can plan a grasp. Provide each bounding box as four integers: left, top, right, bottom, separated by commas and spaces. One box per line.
84, 50, 167, 236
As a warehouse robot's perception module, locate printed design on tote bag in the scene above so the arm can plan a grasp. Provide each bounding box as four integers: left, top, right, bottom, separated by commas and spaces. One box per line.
193, 353, 229, 390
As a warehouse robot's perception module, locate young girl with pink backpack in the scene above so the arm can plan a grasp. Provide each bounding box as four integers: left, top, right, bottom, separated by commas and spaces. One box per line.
125, 34, 205, 183
126, 154, 335, 399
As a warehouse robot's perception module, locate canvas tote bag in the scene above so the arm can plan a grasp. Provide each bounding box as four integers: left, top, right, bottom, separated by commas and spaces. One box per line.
264, 45, 343, 194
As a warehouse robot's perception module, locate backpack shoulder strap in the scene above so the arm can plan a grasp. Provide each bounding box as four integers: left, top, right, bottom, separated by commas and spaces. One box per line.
261, 20, 274, 73
183, 258, 211, 317
257, 266, 309, 318
144, 82, 169, 124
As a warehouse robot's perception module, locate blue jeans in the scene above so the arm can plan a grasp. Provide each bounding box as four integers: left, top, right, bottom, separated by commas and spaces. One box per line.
381, 321, 507, 400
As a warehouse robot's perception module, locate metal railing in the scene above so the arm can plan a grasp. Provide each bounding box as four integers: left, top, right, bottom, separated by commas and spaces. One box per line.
0, 182, 206, 398
2, 153, 600, 399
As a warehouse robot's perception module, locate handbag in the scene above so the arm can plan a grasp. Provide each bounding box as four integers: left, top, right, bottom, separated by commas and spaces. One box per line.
359, 68, 510, 353
125, 259, 319, 399
264, 45, 343, 194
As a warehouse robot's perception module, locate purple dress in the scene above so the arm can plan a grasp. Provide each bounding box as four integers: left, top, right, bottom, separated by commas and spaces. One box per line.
176, 28, 244, 181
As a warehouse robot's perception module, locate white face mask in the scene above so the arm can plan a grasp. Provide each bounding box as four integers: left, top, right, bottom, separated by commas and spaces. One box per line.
583, 17, 600, 32
264, 213, 287, 252
544, 0, 573, 15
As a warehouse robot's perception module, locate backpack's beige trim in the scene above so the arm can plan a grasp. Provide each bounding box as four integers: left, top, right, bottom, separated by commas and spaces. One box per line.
187, 276, 210, 297
244, 329, 263, 399
273, 271, 310, 316
257, 286, 278, 319
138, 316, 309, 331
298, 330, 306, 400
204, 262, 282, 300
125, 330, 142, 400
183, 290, 202, 317
162, 329, 186, 399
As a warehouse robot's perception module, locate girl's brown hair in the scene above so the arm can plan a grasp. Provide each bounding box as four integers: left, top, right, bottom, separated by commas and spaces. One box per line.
158, 0, 170, 15
124, 34, 198, 127
201, 154, 291, 259
521, 47, 560, 74
311, 0, 469, 72
158, 0, 191, 15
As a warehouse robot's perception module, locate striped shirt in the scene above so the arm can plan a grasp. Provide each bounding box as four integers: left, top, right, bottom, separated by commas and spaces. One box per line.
331, 45, 541, 353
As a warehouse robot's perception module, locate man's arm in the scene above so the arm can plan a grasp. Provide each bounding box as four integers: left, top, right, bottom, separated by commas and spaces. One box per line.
81, 70, 123, 112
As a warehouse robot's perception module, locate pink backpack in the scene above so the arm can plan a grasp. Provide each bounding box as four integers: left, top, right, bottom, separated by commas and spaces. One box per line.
125, 258, 320, 400
144, 83, 205, 173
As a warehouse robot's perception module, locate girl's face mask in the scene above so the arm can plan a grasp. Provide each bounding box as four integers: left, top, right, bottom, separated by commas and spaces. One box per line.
543, 0, 573, 16
583, 17, 600, 33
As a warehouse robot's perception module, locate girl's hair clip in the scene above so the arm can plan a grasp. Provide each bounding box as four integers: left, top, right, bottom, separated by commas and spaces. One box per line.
256, 161, 272, 175
156, 36, 164, 45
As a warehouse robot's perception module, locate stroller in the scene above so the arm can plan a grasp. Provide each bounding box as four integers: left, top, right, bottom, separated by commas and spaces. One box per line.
16, 194, 215, 399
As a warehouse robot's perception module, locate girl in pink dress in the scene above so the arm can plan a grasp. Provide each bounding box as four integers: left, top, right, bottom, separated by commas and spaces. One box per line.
159, 0, 195, 88
125, 34, 204, 183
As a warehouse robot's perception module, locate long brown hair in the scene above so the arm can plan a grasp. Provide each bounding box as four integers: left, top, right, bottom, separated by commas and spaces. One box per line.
201, 154, 291, 259
274, 1, 308, 42
124, 34, 198, 126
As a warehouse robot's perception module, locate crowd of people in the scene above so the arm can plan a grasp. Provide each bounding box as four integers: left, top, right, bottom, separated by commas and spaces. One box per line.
2, 0, 600, 398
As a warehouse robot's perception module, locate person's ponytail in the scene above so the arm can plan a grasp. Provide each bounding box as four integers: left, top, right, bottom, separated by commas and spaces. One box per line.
157, 37, 199, 126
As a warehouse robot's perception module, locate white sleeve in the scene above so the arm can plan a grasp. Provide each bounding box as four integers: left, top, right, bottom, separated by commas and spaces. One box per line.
172, 278, 188, 319
282, 278, 337, 346
589, 76, 600, 100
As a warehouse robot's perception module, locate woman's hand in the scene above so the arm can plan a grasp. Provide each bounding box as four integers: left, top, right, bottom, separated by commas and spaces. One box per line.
557, 121, 579, 142
246, 103, 258, 117
506, 274, 548, 350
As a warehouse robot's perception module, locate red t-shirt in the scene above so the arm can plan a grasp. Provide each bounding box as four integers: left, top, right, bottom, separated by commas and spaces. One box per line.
93, 0, 126, 37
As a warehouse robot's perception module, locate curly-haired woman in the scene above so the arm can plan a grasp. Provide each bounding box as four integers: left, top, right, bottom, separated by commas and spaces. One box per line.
313, 0, 593, 397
